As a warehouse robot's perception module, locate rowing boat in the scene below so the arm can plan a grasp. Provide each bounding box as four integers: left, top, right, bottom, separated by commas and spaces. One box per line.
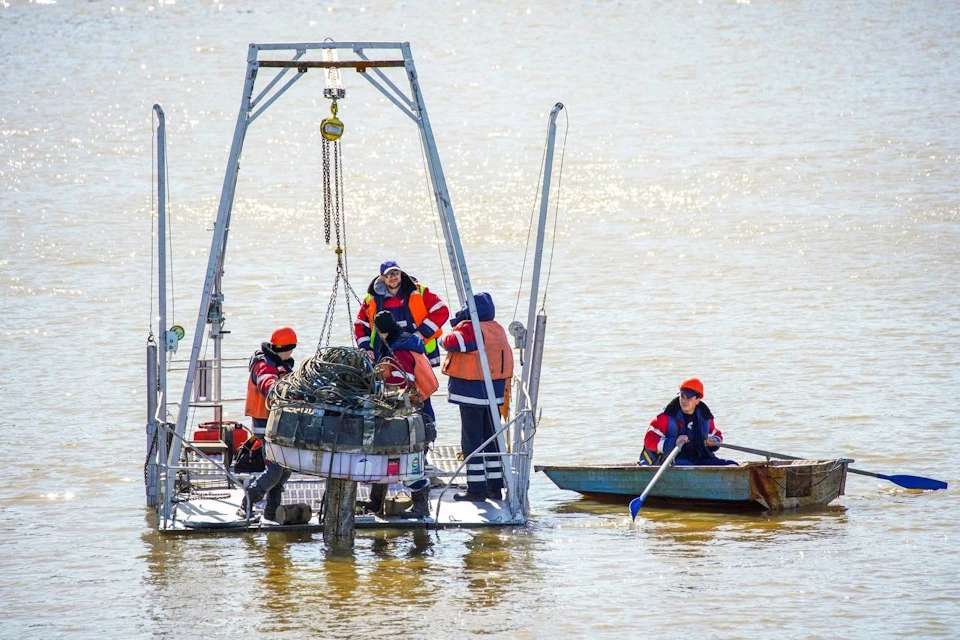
536, 458, 852, 511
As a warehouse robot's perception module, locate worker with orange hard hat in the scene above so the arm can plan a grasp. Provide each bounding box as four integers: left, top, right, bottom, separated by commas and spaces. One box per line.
639, 378, 736, 466
239, 326, 298, 521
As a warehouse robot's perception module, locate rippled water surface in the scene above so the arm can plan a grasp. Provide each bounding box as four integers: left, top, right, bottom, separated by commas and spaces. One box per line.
1, 1, 959, 638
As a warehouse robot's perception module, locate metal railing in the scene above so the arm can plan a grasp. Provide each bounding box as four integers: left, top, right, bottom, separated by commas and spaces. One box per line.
432, 409, 534, 524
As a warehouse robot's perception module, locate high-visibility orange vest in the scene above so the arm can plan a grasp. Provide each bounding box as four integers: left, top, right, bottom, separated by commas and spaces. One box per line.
442, 321, 514, 381
365, 285, 441, 356
244, 354, 292, 419
411, 351, 439, 399
245, 377, 269, 419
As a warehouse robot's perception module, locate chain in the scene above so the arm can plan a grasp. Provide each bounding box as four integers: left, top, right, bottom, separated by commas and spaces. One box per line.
317, 129, 364, 352
333, 142, 342, 252
334, 143, 360, 321
144, 427, 158, 485
319, 266, 341, 350
322, 138, 332, 244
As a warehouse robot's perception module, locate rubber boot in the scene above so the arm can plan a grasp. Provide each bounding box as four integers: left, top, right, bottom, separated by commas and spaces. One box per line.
404, 487, 430, 519
364, 483, 387, 514
264, 486, 283, 521
237, 485, 265, 519
453, 491, 487, 502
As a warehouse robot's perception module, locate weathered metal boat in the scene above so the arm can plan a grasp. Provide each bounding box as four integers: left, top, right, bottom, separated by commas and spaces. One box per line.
537, 458, 853, 511
144, 41, 564, 534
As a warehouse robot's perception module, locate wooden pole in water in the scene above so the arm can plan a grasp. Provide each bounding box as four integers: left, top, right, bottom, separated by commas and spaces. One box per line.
323, 478, 357, 553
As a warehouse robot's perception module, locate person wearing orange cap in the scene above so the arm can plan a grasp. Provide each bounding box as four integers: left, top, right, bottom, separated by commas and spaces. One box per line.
238, 326, 298, 520
639, 378, 736, 466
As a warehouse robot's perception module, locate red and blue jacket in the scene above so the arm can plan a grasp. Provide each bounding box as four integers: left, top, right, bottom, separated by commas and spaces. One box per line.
439, 292, 509, 406
374, 331, 424, 388
354, 272, 449, 366
244, 343, 294, 434
640, 397, 723, 465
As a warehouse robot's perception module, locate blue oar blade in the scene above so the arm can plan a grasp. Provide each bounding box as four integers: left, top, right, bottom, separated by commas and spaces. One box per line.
629, 496, 644, 521
879, 474, 948, 491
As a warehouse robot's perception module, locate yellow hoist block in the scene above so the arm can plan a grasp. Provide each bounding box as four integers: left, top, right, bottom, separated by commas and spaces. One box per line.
321, 100, 344, 141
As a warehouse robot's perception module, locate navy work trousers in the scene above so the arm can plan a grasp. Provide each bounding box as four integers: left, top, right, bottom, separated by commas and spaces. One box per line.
459, 404, 504, 495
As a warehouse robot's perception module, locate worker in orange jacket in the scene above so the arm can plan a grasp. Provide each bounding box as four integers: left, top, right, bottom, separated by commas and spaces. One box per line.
439, 292, 514, 502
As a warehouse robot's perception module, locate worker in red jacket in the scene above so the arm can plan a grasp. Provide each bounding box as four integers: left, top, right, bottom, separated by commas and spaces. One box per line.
354, 260, 449, 366
640, 378, 736, 466
239, 327, 297, 521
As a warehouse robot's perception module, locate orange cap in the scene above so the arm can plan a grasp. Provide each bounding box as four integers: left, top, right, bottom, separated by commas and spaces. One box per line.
679, 378, 704, 398
270, 326, 298, 351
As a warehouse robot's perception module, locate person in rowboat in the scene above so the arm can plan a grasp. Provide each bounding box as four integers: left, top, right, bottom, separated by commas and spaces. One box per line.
237, 327, 298, 521
639, 378, 737, 466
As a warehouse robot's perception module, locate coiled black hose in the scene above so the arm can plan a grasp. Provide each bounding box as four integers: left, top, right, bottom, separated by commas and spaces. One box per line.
269, 346, 410, 413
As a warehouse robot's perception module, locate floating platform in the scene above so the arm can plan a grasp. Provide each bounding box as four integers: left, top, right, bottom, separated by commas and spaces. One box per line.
165, 446, 522, 532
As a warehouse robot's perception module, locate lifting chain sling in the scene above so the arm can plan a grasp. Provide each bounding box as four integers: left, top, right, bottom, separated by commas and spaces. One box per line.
318, 99, 362, 351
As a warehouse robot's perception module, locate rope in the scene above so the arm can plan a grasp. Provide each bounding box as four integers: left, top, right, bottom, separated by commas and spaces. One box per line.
539, 108, 568, 313
511, 129, 548, 324
416, 124, 452, 306
511, 107, 569, 319
165, 126, 176, 325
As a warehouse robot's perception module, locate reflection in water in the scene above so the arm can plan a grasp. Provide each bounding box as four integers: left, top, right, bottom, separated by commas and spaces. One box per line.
318, 548, 362, 625
259, 531, 314, 622
552, 495, 849, 551
461, 529, 517, 611
369, 527, 435, 559
639, 506, 850, 558
141, 527, 175, 594
362, 528, 437, 622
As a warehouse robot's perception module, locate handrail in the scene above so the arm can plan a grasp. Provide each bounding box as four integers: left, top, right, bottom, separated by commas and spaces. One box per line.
432, 411, 533, 523
167, 361, 248, 372
155, 420, 248, 530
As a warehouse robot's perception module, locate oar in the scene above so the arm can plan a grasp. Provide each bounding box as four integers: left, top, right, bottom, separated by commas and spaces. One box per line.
719, 442, 948, 491
629, 446, 683, 520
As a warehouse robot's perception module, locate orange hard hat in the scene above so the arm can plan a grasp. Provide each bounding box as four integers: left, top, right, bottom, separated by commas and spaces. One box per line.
270, 326, 298, 351
679, 378, 704, 398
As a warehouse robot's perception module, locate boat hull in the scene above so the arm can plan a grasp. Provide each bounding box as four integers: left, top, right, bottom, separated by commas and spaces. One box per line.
537, 459, 850, 511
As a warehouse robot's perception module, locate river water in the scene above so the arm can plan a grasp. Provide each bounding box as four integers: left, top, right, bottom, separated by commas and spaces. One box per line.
1, 1, 958, 638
